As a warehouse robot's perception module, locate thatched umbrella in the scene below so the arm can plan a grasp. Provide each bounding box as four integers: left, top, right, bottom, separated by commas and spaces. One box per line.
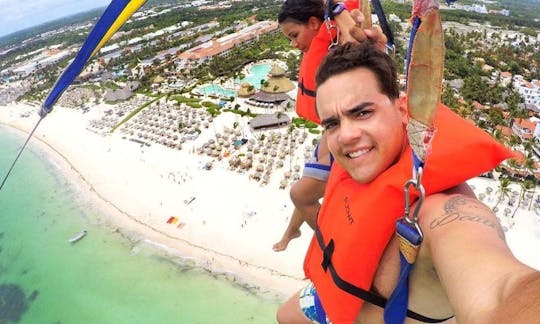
260, 65, 295, 93
280, 179, 288, 189
229, 157, 241, 168
237, 82, 256, 97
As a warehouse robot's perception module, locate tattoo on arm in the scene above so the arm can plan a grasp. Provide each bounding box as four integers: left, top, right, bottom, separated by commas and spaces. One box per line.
429, 196, 505, 240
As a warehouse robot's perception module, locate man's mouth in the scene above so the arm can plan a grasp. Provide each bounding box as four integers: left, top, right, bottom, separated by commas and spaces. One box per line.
346, 147, 372, 158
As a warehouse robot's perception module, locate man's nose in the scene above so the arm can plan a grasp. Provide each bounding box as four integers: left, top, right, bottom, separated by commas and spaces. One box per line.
339, 120, 361, 143
290, 40, 298, 48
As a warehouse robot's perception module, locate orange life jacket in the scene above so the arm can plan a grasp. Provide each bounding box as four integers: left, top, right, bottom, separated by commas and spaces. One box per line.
296, 0, 358, 125
303, 104, 514, 323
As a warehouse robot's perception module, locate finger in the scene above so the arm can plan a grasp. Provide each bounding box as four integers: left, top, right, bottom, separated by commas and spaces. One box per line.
364, 25, 387, 50
349, 26, 368, 42
350, 9, 364, 26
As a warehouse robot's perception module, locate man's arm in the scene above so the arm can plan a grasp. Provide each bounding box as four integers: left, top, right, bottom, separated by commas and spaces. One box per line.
418, 184, 540, 322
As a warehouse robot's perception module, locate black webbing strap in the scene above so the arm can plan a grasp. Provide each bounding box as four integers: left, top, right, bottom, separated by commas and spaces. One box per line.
298, 79, 317, 97
314, 227, 453, 323
371, 0, 395, 48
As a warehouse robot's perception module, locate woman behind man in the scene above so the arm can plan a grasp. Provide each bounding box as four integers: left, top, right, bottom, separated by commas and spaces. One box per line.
273, 0, 385, 251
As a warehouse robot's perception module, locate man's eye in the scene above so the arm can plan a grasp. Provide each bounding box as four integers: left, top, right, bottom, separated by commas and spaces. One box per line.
354, 110, 372, 119
323, 121, 338, 131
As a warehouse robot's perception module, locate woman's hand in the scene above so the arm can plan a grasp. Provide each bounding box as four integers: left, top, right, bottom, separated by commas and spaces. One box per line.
335, 9, 387, 52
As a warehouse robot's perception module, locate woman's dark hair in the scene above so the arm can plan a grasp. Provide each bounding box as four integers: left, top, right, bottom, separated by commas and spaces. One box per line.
278, 0, 325, 24
316, 42, 399, 100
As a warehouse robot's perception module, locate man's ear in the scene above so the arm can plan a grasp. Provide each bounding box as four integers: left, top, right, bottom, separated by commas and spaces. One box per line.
308, 16, 322, 31
397, 97, 409, 125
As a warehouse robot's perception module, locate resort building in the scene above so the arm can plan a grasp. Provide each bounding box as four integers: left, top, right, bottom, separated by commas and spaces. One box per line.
177, 20, 279, 65
248, 112, 290, 131
513, 76, 540, 109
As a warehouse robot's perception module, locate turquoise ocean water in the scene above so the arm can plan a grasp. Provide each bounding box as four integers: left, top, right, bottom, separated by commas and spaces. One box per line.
0, 126, 277, 323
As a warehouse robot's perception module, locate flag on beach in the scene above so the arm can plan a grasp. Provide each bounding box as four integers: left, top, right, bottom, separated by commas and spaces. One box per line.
40, 0, 148, 117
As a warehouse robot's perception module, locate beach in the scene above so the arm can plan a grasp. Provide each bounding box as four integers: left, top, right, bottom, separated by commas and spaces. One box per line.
0, 100, 314, 301
1, 99, 539, 306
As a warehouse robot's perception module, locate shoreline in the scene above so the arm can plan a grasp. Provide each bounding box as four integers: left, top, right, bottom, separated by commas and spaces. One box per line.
0, 102, 312, 302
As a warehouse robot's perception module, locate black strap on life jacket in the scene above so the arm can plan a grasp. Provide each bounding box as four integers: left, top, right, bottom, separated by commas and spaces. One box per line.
298, 77, 316, 98
314, 227, 453, 323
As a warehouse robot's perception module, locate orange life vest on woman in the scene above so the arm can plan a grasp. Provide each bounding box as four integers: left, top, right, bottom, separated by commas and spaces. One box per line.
296, 0, 358, 125
303, 104, 514, 323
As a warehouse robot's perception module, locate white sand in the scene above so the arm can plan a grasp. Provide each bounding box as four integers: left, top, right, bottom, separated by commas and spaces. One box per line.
467, 177, 540, 270
1, 101, 538, 304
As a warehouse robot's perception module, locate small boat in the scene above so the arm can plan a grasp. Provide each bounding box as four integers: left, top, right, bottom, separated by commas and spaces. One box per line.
68, 230, 87, 244
184, 196, 196, 205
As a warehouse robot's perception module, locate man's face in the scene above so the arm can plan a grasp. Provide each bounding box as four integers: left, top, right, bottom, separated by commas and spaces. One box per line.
279, 17, 320, 53
316, 67, 408, 184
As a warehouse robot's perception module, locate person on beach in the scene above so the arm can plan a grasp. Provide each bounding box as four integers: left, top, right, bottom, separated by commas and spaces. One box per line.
276, 42, 540, 323
273, 0, 385, 252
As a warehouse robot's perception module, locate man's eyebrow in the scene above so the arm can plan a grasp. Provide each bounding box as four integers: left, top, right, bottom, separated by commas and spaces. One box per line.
319, 102, 375, 127
343, 102, 374, 117
320, 116, 338, 127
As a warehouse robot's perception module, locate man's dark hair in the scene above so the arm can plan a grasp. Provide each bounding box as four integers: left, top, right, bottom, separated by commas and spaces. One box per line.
278, 0, 325, 24
316, 42, 399, 100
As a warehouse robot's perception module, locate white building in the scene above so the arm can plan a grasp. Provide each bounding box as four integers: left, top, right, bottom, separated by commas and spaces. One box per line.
514, 76, 540, 109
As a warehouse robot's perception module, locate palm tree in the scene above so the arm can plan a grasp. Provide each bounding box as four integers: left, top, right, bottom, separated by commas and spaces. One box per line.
507, 159, 522, 178
512, 179, 535, 218
494, 177, 511, 211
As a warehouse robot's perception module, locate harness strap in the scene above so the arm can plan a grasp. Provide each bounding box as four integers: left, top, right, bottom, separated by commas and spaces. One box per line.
371, 0, 395, 52
405, 16, 422, 91
315, 227, 452, 323
384, 220, 423, 323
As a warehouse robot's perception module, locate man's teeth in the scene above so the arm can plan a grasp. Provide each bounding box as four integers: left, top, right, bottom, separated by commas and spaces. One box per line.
348, 148, 370, 158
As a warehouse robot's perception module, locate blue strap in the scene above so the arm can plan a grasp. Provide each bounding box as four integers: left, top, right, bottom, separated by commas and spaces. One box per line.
384, 220, 423, 324
412, 150, 424, 173
404, 16, 421, 91
314, 289, 328, 324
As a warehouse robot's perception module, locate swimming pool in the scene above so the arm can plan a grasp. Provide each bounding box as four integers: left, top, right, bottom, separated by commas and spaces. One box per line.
237, 63, 272, 89
197, 84, 237, 98
196, 62, 274, 98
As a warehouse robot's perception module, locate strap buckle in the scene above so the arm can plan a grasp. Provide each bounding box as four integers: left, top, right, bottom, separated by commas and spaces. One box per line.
385, 43, 396, 58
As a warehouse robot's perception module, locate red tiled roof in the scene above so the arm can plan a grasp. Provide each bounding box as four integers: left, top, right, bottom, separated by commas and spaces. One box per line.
495, 125, 513, 137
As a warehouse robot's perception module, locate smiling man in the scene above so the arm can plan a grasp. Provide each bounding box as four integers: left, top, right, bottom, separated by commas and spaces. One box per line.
276, 42, 540, 323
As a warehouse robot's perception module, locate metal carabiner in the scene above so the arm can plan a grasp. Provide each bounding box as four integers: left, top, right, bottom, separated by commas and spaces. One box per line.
403, 169, 425, 239
325, 19, 339, 50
